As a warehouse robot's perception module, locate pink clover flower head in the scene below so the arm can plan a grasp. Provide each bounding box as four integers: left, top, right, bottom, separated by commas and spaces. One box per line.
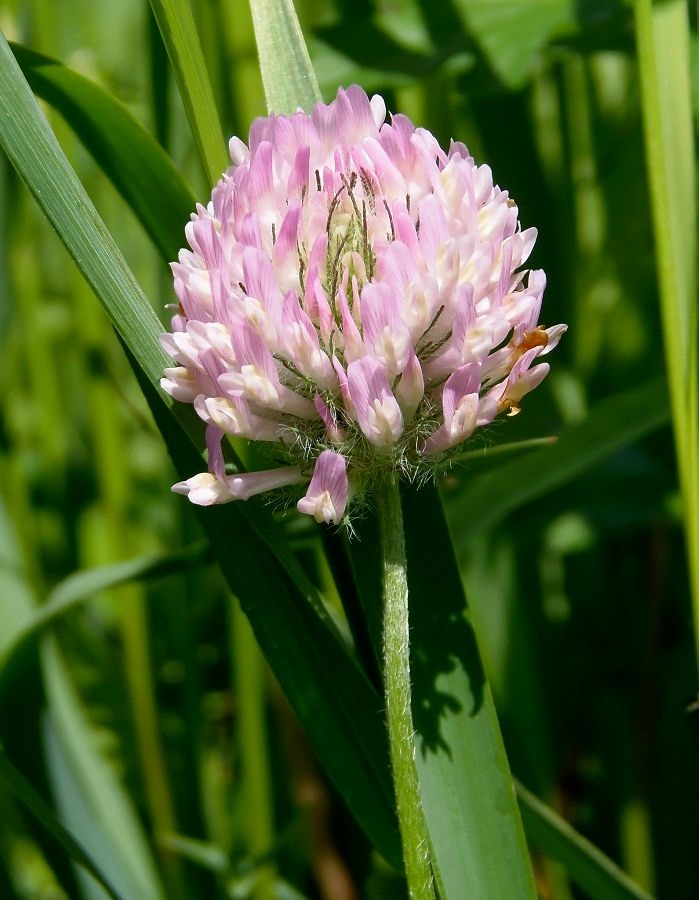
161, 85, 566, 524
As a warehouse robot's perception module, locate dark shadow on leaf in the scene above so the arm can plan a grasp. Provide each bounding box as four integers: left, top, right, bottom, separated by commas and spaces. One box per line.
341, 484, 486, 759
402, 484, 485, 757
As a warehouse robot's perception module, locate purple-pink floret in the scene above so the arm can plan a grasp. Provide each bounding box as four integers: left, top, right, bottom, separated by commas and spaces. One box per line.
161, 85, 566, 524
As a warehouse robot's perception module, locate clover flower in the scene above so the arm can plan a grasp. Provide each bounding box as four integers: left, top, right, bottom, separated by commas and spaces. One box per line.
162, 86, 566, 524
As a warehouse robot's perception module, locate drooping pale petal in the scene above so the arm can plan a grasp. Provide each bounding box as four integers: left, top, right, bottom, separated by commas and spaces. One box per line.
173, 466, 304, 506
297, 450, 349, 524
172, 472, 235, 506
314, 395, 346, 442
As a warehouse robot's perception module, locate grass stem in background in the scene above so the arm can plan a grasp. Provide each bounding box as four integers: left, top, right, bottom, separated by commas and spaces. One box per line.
249, 0, 321, 114
634, 0, 699, 682
230, 600, 276, 899
148, 0, 228, 185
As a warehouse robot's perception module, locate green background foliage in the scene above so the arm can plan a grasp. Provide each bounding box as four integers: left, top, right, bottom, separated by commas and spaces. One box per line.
0, 0, 697, 897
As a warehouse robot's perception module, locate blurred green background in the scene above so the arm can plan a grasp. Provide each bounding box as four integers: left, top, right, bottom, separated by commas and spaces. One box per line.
0, 0, 697, 897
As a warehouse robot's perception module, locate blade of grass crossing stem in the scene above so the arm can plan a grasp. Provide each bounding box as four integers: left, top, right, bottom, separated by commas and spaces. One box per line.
516, 782, 653, 900
342, 489, 537, 897
1, 29, 342, 646
402, 485, 537, 899
148, 0, 228, 185
249, 0, 322, 114
634, 1, 699, 681
0, 33, 326, 610
0, 749, 122, 900
10, 42, 196, 262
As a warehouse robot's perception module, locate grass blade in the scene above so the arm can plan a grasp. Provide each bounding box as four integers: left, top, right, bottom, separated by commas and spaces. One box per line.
447, 378, 669, 547
516, 781, 654, 900
249, 0, 322, 114
0, 543, 208, 676
0, 32, 169, 389
0, 748, 122, 900
403, 485, 537, 898
0, 496, 165, 900
148, 0, 228, 185
11, 42, 196, 262
634, 0, 699, 680
41, 640, 165, 900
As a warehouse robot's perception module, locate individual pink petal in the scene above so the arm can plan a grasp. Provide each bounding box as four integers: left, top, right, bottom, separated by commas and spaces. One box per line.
332, 356, 354, 416
225, 466, 305, 500
422, 363, 481, 454
540, 323, 568, 355
242, 247, 284, 341
395, 351, 424, 420
479, 348, 550, 421
161, 367, 199, 403
346, 357, 403, 447
314, 395, 346, 442
194, 394, 283, 441
337, 286, 364, 363
282, 292, 335, 387
360, 282, 412, 376
206, 425, 225, 478
297, 450, 348, 524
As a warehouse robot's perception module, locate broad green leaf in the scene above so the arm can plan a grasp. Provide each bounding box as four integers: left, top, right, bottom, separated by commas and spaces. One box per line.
0, 748, 122, 900
343, 486, 537, 898
452, 0, 576, 88
249, 0, 322, 114
11, 42, 196, 262
516, 782, 654, 900
148, 0, 228, 185
403, 485, 537, 898
634, 0, 699, 680
447, 378, 669, 549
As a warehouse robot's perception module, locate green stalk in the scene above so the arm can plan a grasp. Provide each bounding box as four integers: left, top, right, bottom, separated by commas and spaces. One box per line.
376, 479, 435, 900
248, 0, 321, 115
148, 0, 228, 185
634, 0, 699, 681
230, 601, 276, 899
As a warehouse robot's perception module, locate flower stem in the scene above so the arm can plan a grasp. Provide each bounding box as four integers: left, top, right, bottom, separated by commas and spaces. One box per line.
376, 478, 435, 900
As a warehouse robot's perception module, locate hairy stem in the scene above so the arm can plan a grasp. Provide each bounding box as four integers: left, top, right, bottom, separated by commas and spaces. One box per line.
377, 478, 435, 900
